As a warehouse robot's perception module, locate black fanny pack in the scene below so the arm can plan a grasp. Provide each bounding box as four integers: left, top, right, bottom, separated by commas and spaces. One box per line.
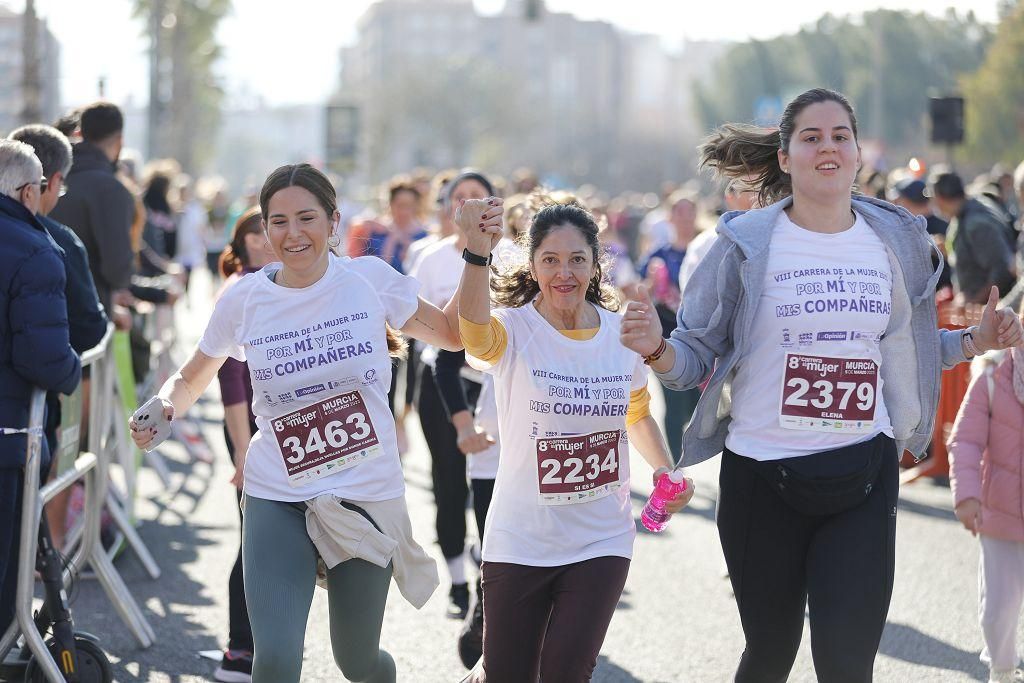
746, 433, 891, 516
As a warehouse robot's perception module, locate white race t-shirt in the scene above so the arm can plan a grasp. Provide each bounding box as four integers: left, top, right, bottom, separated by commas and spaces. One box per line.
469, 303, 648, 566
410, 237, 518, 478
409, 236, 462, 368
410, 235, 461, 308
678, 228, 717, 292
410, 235, 517, 367
198, 254, 420, 502
468, 372, 499, 480
403, 232, 439, 275
726, 211, 894, 460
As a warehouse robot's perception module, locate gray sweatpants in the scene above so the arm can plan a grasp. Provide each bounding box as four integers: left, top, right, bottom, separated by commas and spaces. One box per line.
979, 535, 1024, 673
242, 495, 396, 683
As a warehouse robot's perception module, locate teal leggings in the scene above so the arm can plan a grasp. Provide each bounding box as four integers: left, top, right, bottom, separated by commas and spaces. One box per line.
242, 495, 396, 683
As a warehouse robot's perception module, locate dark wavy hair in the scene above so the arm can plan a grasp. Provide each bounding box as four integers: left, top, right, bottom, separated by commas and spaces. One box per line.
259, 163, 407, 358
698, 88, 859, 207
492, 194, 618, 311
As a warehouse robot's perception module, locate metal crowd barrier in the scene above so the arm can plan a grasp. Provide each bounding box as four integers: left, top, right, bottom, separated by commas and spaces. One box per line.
0, 326, 156, 682
132, 302, 180, 488
66, 323, 158, 642
0, 388, 60, 681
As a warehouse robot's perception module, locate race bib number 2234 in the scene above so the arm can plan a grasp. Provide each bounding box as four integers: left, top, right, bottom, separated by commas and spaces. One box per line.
535, 430, 622, 506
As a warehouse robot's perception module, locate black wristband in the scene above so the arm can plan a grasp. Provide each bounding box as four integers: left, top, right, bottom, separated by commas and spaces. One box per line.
462, 248, 491, 266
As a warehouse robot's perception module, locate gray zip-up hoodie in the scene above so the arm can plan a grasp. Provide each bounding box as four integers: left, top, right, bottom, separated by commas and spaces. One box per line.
655, 194, 968, 466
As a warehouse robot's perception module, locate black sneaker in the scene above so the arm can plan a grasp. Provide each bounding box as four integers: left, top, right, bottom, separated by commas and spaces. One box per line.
447, 582, 470, 619
214, 649, 253, 683
457, 593, 484, 669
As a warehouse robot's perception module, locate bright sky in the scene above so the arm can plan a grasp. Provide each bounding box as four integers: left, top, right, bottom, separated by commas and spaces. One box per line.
5, 0, 1002, 109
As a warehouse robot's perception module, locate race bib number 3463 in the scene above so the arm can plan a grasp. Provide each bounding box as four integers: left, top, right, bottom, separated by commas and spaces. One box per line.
535, 430, 622, 506
272, 390, 382, 487
779, 353, 878, 434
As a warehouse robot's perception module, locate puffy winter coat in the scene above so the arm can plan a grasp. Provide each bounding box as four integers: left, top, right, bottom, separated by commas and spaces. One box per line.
0, 194, 81, 469
948, 351, 1024, 543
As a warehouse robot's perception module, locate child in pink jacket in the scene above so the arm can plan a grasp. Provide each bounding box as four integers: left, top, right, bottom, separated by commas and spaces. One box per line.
948, 345, 1024, 683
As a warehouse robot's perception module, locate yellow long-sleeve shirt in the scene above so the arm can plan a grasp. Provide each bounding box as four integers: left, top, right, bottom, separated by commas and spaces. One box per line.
459, 315, 651, 426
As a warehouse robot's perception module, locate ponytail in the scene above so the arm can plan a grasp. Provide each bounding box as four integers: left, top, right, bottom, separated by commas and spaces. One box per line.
218, 206, 263, 277
699, 124, 790, 208
218, 243, 244, 278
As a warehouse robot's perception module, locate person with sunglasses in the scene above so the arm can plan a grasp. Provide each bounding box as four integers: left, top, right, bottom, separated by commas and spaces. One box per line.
0, 138, 82, 642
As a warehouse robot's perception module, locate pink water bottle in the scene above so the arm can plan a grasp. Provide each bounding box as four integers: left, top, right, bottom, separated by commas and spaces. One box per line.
641, 470, 687, 532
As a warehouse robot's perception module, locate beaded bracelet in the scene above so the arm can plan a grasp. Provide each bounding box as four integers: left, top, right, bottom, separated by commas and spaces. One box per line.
644, 338, 668, 365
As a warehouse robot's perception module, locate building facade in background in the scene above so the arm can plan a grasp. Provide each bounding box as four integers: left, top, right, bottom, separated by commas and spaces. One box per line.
0, 6, 60, 135
337, 0, 726, 192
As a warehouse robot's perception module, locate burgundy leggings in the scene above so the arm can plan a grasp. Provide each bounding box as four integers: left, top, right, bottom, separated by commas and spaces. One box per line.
469, 556, 630, 683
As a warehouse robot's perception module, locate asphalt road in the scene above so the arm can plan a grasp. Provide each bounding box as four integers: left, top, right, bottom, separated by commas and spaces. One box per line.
38, 278, 1023, 682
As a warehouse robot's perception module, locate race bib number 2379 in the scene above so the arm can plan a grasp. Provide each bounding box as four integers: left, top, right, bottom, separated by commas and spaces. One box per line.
779, 353, 878, 434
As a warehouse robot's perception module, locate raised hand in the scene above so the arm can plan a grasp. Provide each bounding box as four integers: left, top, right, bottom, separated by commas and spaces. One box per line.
974, 285, 1023, 352
619, 284, 664, 357
455, 197, 504, 256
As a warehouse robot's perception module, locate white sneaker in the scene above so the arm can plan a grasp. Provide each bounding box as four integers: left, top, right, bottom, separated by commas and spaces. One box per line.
988, 668, 1023, 683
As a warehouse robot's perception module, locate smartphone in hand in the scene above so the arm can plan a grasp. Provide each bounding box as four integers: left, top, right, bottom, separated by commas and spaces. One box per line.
131, 396, 173, 451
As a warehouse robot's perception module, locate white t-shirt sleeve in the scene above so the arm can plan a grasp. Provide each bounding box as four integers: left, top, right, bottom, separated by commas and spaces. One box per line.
631, 353, 649, 391
353, 256, 422, 329
197, 284, 246, 361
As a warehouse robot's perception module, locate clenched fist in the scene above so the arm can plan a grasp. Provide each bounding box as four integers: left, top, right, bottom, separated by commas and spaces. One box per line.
455, 197, 504, 258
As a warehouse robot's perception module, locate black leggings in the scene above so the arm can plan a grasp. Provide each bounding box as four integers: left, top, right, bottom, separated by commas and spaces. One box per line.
386, 356, 421, 416
418, 366, 476, 559
470, 478, 494, 540
223, 424, 254, 652
717, 444, 898, 683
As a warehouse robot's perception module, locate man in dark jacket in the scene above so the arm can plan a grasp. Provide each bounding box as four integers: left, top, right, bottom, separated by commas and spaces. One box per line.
928, 170, 1016, 304
49, 101, 135, 313
9, 124, 109, 355
0, 139, 82, 638
9, 125, 110, 544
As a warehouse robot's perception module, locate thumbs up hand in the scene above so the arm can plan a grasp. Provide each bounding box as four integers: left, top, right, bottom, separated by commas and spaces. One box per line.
620, 284, 665, 358
974, 285, 1023, 353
